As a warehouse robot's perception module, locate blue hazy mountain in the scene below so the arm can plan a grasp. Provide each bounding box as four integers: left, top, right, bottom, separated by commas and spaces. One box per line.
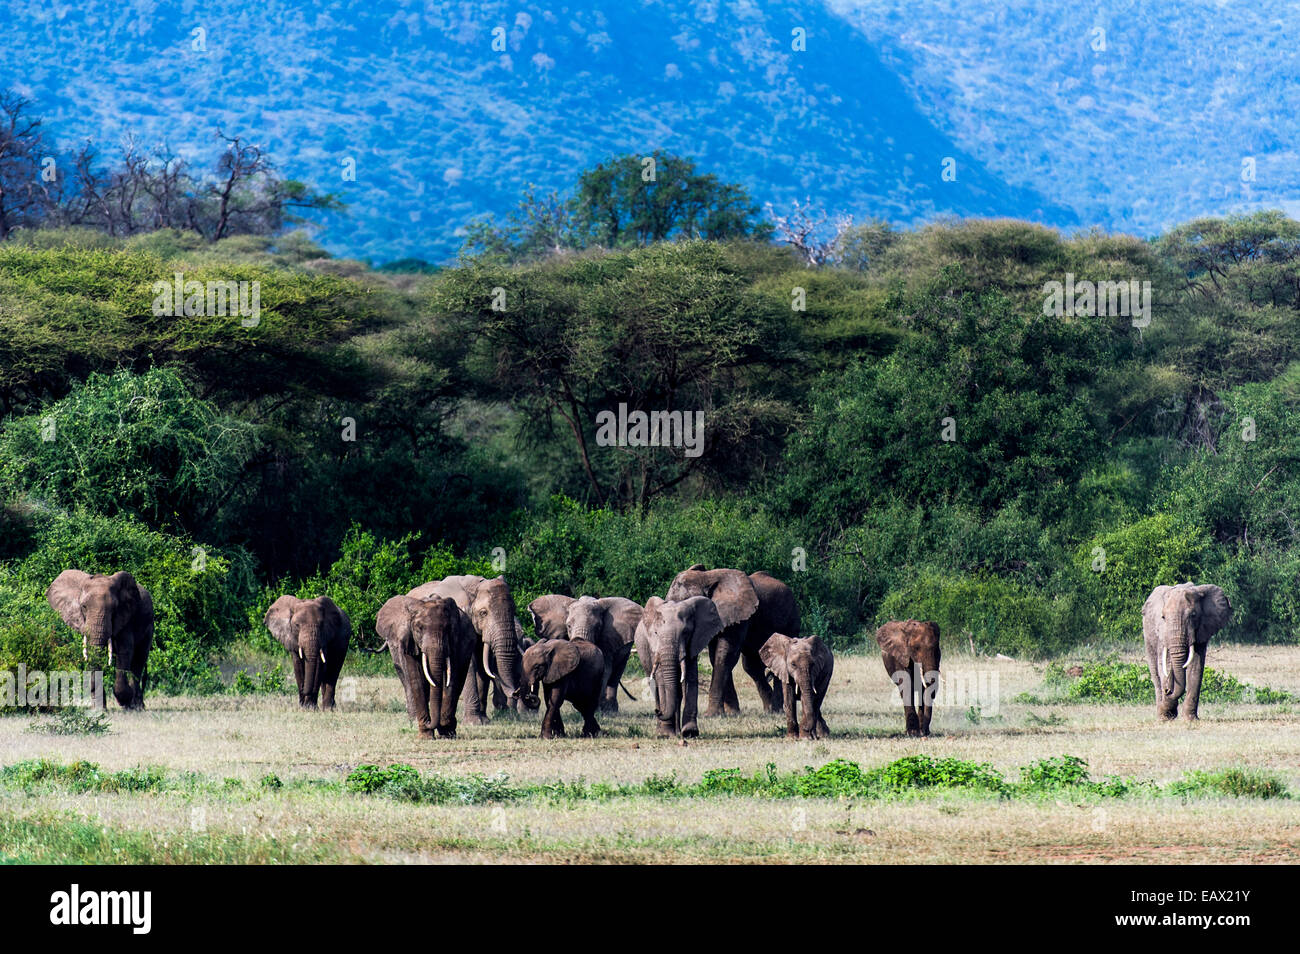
3, 0, 1077, 262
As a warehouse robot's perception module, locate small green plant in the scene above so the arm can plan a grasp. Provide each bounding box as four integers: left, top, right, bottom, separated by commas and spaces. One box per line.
26, 707, 111, 736
259, 773, 283, 790
1024, 711, 1066, 726
1168, 769, 1288, 800
230, 663, 288, 695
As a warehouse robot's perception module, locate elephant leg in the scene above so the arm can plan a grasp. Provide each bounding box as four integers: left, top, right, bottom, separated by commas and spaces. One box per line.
320, 682, 336, 710
411, 670, 434, 739
740, 649, 778, 713
783, 678, 799, 739
290, 652, 306, 702
602, 646, 632, 713
918, 666, 937, 737
492, 678, 510, 713
581, 699, 601, 738
546, 685, 567, 737
440, 655, 471, 738
462, 655, 490, 725
1182, 643, 1207, 721
111, 668, 134, 709
681, 656, 701, 738
394, 654, 423, 723
705, 633, 742, 717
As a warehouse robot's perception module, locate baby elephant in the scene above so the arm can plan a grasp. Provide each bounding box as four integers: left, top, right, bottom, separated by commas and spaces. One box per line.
759, 634, 833, 739
518, 638, 605, 739
875, 619, 941, 737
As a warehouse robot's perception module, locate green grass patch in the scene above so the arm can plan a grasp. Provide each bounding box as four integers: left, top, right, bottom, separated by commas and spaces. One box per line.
25, 708, 111, 736
1167, 768, 1289, 800
1017, 661, 1296, 705
0, 813, 337, 864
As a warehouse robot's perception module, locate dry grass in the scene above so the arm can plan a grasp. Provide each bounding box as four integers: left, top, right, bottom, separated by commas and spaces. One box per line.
2, 645, 1298, 863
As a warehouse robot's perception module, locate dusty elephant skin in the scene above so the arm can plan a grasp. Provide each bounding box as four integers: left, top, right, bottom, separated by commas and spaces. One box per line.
633, 595, 724, 737
665, 565, 798, 717
518, 638, 605, 738
408, 575, 538, 722
264, 596, 351, 709
527, 593, 641, 712
1142, 583, 1232, 721
376, 595, 474, 738
875, 619, 941, 737
47, 569, 154, 710
759, 633, 833, 739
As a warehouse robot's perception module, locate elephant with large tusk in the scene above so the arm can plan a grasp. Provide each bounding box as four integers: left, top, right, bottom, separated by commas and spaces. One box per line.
263, 596, 351, 709
1142, 583, 1232, 721
47, 569, 153, 710
376, 595, 474, 738
406, 575, 538, 723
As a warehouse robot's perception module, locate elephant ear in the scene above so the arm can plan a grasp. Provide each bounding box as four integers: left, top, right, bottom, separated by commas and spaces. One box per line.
47, 569, 92, 633
264, 596, 298, 652
375, 597, 419, 655
107, 572, 142, 630
1192, 585, 1231, 642
684, 596, 724, 656
703, 571, 759, 629
545, 640, 583, 683
320, 596, 352, 643
759, 633, 793, 682
599, 597, 642, 647
529, 594, 575, 640
809, 636, 835, 678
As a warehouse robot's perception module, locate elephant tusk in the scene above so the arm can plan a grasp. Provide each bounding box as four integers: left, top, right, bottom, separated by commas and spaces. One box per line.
482, 643, 497, 681
320, 649, 327, 665
298, 646, 304, 660
82, 635, 88, 662
421, 653, 438, 688
108, 644, 114, 668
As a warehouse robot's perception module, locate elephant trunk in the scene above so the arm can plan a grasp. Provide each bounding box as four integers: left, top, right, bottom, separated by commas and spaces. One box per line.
424, 643, 447, 730
487, 620, 533, 709
653, 654, 681, 734
1163, 625, 1190, 699
83, 610, 112, 650
298, 630, 322, 706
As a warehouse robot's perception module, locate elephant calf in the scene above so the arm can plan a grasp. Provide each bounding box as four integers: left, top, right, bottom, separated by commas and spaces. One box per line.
875, 619, 940, 737
517, 638, 605, 739
759, 633, 833, 739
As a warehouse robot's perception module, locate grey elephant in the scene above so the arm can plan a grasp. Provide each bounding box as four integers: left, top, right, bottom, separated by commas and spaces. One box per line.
665, 566, 800, 716
517, 638, 606, 738
760, 633, 833, 740
527, 594, 642, 712
407, 575, 537, 722
47, 569, 154, 710
264, 596, 351, 709
875, 619, 941, 737
376, 595, 474, 738
1142, 583, 1232, 721
633, 595, 724, 737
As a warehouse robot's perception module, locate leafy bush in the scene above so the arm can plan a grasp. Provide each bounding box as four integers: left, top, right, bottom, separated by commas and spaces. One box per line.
1041, 661, 1295, 705
878, 570, 1086, 658
25, 708, 111, 736
1168, 769, 1288, 799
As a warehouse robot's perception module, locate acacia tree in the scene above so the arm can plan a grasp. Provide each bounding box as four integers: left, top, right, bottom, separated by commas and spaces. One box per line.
460, 151, 770, 263
434, 241, 794, 508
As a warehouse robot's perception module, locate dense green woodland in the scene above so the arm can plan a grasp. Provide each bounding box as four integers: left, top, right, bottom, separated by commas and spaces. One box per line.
2, 212, 1300, 692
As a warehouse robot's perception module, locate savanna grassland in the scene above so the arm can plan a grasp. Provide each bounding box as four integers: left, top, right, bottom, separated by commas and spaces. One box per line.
3, 646, 1297, 864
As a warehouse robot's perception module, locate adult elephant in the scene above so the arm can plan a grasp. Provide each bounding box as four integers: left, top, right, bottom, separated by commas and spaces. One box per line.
633, 595, 724, 737
264, 596, 351, 709
875, 619, 941, 737
1142, 583, 1232, 721
528, 594, 642, 712
665, 566, 799, 716
47, 569, 154, 710
376, 595, 474, 738
408, 575, 537, 722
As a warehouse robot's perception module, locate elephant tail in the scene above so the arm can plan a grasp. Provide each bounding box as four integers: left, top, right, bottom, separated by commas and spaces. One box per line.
619, 679, 637, 701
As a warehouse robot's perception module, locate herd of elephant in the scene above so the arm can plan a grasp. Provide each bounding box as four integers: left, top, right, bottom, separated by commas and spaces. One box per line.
46, 567, 1234, 738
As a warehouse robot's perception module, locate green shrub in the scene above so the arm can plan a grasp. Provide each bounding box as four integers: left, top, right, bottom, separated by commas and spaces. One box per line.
878, 570, 1084, 658
1168, 769, 1288, 799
